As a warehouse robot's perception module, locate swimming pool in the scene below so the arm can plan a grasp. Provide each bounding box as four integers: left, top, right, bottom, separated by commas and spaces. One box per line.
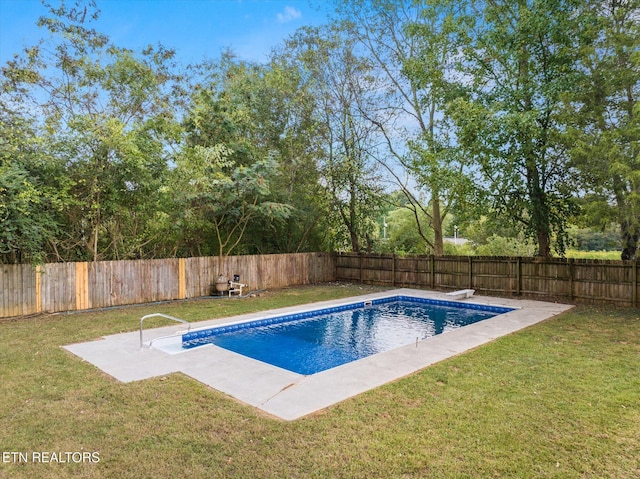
66, 289, 571, 420
182, 296, 514, 375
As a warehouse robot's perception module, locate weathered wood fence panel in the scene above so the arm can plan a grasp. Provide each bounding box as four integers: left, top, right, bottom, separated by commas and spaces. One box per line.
0, 264, 38, 317
0, 253, 336, 318
335, 253, 639, 307
86, 259, 181, 309
2, 252, 638, 318
39, 262, 77, 313
182, 253, 336, 298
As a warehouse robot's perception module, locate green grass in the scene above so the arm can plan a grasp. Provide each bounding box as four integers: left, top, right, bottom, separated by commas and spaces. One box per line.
565, 250, 622, 260
1, 284, 639, 478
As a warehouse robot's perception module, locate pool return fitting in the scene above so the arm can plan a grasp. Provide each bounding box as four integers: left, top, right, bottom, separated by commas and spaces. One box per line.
140, 313, 191, 350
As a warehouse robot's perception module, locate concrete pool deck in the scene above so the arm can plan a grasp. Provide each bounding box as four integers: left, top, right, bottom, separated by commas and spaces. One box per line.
63, 289, 573, 420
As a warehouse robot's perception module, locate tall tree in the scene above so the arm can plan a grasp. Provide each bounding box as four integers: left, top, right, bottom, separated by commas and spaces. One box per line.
567, 0, 640, 260
166, 144, 291, 260
331, 0, 474, 255
247, 53, 327, 253
287, 26, 384, 252
450, 0, 581, 256
1, 0, 183, 261
0, 106, 68, 263
181, 53, 318, 254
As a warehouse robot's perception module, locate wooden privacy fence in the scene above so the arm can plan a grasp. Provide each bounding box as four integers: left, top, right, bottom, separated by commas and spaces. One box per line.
3, 252, 639, 318
0, 253, 335, 319
335, 253, 639, 307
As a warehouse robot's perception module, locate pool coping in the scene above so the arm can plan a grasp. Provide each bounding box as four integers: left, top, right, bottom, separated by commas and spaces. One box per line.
63, 288, 573, 420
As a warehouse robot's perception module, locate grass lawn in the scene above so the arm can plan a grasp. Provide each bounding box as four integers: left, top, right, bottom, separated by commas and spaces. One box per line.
564, 250, 622, 260
1, 283, 639, 478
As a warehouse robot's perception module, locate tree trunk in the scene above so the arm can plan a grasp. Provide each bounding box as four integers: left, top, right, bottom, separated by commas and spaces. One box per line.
349, 180, 360, 252
536, 227, 551, 258
526, 157, 552, 257
613, 177, 638, 260
432, 197, 444, 255
620, 219, 639, 260
350, 230, 360, 253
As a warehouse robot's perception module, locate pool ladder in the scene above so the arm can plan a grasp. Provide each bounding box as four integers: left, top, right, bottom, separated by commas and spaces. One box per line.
139, 313, 191, 350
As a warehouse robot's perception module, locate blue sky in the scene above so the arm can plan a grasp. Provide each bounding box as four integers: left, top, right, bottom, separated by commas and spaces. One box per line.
0, 0, 331, 65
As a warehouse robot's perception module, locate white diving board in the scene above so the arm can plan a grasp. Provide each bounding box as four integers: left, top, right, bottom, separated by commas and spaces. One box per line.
445, 289, 475, 300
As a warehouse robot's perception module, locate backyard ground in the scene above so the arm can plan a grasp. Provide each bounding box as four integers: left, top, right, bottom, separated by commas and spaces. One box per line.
0, 283, 638, 478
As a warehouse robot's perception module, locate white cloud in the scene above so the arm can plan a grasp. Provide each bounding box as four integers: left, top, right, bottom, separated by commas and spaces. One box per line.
277, 6, 302, 24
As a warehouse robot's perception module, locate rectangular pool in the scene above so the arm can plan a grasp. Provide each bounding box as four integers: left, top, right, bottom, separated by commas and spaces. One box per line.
182, 296, 514, 375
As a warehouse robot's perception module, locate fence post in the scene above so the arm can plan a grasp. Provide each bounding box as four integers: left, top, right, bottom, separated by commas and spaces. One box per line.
35, 264, 42, 314
75, 262, 89, 311
392, 254, 396, 287
568, 258, 574, 301
468, 256, 473, 289
516, 257, 522, 296
633, 260, 638, 308
178, 258, 187, 299
430, 255, 435, 289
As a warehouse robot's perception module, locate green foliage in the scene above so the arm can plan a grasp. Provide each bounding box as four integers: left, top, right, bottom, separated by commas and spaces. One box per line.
1, 2, 182, 261
165, 144, 292, 259
379, 207, 539, 257
567, 226, 621, 252
565, 250, 622, 260
332, 0, 477, 255
285, 25, 385, 253
565, 0, 640, 260
0, 0, 638, 263
474, 235, 536, 257
442, 241, 475, 256
0, 163, 55, 263
182, 53, 324, 255
0, 109, 67, 264
376, 206, 431, 255
449, 0, 582, 257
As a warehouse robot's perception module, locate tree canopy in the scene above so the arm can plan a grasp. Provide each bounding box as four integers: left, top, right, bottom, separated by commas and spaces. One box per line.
1, 0, 638, 263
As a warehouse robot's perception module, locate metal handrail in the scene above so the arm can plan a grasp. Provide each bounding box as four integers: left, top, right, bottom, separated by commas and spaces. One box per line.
140, 313, 191, 349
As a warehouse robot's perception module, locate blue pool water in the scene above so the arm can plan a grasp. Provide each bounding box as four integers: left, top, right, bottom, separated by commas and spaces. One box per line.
182, 296, 513, 375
